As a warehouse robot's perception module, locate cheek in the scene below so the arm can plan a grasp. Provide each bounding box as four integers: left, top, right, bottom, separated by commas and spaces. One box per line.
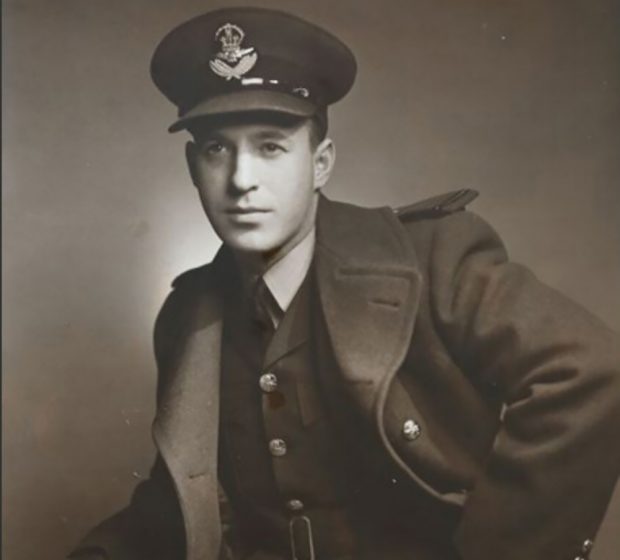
201, 191, 229, 231
194, 167, 226, 209
274, 173, 316, 230
277, 158, 314, 203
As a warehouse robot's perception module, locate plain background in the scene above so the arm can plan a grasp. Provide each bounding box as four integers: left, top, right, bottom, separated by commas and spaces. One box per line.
3, 0, 619, 559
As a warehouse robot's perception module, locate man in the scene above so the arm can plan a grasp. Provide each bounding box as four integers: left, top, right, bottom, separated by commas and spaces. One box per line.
69, 7, 620, 560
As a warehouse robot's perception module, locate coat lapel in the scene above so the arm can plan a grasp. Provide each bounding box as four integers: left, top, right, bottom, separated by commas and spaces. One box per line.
315, 196, 423, 419
152, 254, 227, 560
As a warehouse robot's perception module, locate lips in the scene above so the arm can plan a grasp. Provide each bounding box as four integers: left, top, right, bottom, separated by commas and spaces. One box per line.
225, 207, 271, 215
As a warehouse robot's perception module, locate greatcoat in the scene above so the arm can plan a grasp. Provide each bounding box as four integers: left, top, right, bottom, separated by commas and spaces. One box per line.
71, 194, 620, 560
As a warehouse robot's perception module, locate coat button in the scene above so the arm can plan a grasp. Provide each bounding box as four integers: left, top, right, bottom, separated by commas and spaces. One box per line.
269, 438, 287, 457
581, 539, 594, 553
286, 499, 304, 512
402, 419, 421, 441
259, 372, 278, 393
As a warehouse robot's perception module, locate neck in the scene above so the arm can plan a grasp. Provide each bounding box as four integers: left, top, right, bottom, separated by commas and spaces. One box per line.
234, 222, 315, 278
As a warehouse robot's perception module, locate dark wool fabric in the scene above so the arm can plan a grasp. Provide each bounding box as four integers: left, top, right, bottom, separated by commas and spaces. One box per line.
219, 267, 357, 559
69, 196, 620, 560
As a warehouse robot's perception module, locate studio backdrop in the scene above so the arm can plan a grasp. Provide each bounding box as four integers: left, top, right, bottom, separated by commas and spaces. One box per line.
3, 1, 619, 559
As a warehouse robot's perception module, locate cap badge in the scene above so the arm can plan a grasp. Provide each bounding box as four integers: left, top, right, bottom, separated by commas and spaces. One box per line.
209, 23, 258, 81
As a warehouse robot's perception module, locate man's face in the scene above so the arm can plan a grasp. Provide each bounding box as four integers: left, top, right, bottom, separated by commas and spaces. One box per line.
186, 115, 333, 264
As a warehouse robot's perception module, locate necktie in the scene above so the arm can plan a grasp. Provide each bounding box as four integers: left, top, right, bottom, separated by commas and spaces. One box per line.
252, 277, 273, 329
250, 277, 283, 349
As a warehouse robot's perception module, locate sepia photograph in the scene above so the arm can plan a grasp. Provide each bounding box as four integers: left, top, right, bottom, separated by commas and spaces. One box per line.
3, 1, 620, 559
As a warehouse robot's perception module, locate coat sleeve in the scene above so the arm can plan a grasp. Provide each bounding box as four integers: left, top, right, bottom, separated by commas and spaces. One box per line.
67, 455, 185, 560
68, 461, 236, 560
422, 211, 620, 560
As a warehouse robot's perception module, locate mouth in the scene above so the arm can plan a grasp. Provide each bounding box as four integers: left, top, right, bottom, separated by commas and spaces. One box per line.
225, 207, 271, 215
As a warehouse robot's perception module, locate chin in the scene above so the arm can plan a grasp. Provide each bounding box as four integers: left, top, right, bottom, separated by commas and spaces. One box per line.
223, 232, 281, 255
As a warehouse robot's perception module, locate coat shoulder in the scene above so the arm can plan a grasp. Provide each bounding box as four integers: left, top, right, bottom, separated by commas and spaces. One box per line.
171, 262, 215, 290
392, 189, 496, 267
156, 261, 219, 347
394, 189, 479, 221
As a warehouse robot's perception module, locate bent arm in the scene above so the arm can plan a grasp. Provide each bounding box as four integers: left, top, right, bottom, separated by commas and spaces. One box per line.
425, 211, 620, 560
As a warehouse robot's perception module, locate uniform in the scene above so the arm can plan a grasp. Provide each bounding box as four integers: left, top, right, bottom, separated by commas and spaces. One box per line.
69, 7, 620, 560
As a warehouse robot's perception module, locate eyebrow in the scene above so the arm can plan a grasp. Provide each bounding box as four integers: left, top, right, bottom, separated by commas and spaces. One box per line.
195, 126, 296, 146
252, 129, 293, 141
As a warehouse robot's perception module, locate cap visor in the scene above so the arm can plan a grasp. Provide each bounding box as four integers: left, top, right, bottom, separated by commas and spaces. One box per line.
168, 90, 316, 132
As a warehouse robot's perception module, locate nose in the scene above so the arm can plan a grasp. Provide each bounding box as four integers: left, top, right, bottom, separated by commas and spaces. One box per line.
230, 151, 258, 194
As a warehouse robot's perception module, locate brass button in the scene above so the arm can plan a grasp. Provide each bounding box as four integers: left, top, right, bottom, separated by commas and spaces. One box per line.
286, 499, 304, 512
269, 438, 287, 457
402, 419, 421, 441
582, 539, 594, 553
259, 372, 278, 393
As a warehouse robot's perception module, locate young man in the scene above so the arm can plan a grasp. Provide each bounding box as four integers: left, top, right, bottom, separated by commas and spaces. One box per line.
69, 7, 620, 560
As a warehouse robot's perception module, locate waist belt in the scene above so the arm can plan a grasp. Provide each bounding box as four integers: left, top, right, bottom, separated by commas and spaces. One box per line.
247, 507, 356, 560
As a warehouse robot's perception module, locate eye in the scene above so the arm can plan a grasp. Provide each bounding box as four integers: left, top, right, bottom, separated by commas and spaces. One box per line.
261, 142, 285, 156
203, 141, 225, 156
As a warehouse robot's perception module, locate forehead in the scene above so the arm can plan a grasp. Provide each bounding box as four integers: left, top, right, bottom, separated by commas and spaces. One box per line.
189, 111, 311, 142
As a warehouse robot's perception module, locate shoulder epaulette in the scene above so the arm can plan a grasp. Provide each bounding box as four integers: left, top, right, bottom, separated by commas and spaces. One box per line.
394, 188, 479, 220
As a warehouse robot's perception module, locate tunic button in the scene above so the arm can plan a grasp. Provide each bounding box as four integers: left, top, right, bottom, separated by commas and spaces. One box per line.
286, 499, 304, 512
259, 372, 278, 393
269, 438, 287, 457
402, 419, 421, 441
582, 539, 594, 553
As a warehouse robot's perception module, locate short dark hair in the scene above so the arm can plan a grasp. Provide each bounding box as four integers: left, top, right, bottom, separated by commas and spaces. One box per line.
187, 109, 328, 150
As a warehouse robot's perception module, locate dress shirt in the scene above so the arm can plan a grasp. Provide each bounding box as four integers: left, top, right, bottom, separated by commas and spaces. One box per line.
261, 228, 316, 328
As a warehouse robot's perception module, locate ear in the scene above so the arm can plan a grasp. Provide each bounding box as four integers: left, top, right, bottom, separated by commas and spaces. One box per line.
313, 138, 335, 189
185, 141, 199, 188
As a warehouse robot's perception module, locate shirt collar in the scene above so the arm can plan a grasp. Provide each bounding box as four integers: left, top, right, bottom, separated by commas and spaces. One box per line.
263, 227, 315, 313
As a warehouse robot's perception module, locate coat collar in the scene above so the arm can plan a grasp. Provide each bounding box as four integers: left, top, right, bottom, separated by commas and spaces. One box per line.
314, 195, 423, 418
